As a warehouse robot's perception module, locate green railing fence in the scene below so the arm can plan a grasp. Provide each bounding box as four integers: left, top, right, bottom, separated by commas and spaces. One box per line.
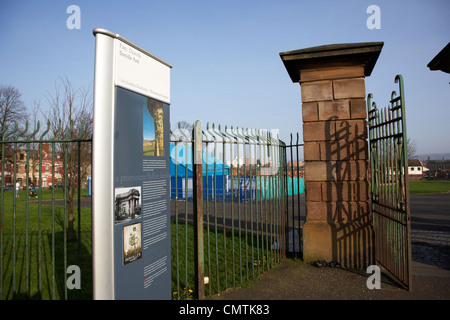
1, 118, 303, 300
0, 120, 92, 300
170, 121, 297, 299
285, 133, 304, 257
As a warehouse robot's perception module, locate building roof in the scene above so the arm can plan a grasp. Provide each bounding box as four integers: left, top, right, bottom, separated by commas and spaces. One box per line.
428, 42, 450, 74
408, 159, 422, 167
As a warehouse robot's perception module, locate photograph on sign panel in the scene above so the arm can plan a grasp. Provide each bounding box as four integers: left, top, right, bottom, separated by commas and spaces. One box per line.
115, 186, 142, 224
123, 222, 142, 265
143, 98, 164, 157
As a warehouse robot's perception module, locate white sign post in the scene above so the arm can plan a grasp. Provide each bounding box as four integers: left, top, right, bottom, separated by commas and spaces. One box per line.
92, 28, 172, 300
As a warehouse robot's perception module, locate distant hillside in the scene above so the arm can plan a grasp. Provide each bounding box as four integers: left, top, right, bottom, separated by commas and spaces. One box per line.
417, 153, 450, 161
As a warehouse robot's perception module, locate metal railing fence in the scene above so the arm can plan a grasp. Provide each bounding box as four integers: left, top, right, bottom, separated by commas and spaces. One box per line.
284, 133, 305, 258
1, 117, 304, 300
170, 121, 292, 299
0, 120, 92, 300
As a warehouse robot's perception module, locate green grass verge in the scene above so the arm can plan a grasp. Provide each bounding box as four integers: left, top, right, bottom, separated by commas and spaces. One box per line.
409, 181, 450, 194
171, 220, 278, 300
1, 191, 278, 300
0, 189, 92, 300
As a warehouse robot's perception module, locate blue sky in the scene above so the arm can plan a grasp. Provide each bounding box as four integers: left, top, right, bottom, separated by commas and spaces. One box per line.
0, 0, 449, 155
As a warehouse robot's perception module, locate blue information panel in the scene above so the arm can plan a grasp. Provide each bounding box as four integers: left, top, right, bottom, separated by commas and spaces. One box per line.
113, 86, 171, 300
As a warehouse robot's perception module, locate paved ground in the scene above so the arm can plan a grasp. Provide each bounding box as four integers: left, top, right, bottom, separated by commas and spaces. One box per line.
212, 193, 450, 300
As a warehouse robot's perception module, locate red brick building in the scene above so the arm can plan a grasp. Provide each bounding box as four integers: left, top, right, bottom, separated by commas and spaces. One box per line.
1, 143, 64, 188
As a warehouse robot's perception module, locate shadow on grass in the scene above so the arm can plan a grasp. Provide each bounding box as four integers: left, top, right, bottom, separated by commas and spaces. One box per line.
1, 206, 93, 300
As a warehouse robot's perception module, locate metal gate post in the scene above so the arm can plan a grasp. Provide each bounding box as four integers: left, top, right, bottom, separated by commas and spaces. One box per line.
192, 120, 205, 300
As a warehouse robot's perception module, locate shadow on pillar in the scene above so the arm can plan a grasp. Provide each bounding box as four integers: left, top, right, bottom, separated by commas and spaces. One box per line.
324, 117, 375, 269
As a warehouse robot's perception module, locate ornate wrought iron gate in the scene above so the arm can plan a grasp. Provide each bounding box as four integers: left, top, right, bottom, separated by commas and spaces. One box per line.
367, 74, 412, 290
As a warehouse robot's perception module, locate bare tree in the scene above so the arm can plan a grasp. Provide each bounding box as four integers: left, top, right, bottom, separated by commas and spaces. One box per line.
171, 120, 193, 140
407, 138, 417, 159
27, 99, 42, 185
44, 76, 93, 241
0, 86, 29, 186
0, 85, 28, 137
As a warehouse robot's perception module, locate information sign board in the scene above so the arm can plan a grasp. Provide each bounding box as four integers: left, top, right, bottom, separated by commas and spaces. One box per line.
92, 28, 172, 300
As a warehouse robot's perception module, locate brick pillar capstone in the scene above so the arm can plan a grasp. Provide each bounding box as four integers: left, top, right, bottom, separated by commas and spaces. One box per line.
280, 42, 383, 269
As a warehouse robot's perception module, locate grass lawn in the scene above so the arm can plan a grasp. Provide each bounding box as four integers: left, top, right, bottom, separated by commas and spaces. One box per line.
0, 188, 92, 300
7, 180, 446, 300
1, 189, 274, 300
171, 219, 277, 300
409, 181, 450, 194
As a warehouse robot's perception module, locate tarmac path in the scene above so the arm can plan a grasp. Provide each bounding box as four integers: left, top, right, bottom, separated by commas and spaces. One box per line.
213, 192, 450, 300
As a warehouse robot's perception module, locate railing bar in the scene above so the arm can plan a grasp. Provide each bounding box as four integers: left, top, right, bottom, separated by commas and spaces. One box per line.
64, 141, 68, 300
263, 139, 269, 272
51, 141, 56, 300
260, 138, 265, 273
229, 137, 235, 287
38, 141, 43, 297
296, 133, 301, 255
270, 143, 275, 268
0, 139, 92, 144
290, 135, 295, 255
0, 142, 5, 300
77, 140, 82, 300
284, 145, 287, 256
213, 136, 219, 293
243, 137, 248, 282
25, 145, 30, 298
184, 139, 188, 297
221, 138, 227, 289
272, 144, 277, 263
12, 141, 17, 298
174, 142, 180, 299
254, 135, 260, 276
249, 140, 254, 279
205, 142, 211, 296
236, 136, 242, 284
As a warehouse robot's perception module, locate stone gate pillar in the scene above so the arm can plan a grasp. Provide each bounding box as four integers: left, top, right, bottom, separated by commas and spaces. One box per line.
280, 42, 383, 269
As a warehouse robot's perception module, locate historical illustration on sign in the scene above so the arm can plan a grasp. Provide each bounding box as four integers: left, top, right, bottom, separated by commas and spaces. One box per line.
115, 186, 142, 224
123, 223, 142, 265
143, 98, 164, 157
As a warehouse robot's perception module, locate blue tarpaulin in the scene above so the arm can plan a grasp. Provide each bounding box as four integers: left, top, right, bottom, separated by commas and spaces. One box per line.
170, 144, 230, 177
169, 144, 304, 200
170, 144, 230, 199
